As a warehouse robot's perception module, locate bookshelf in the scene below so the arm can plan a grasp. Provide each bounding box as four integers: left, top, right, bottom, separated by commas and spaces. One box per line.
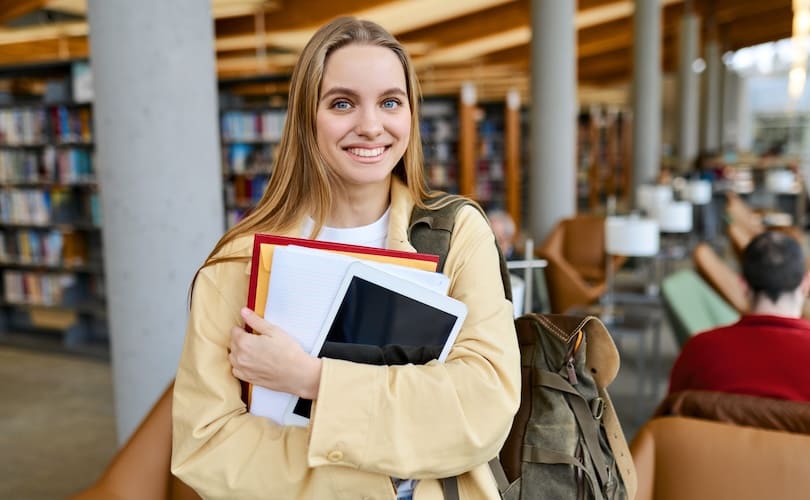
576, 105, 632, 212
0, 100, 107, 355
421, 97, 460, 193
219, 106, 286, 228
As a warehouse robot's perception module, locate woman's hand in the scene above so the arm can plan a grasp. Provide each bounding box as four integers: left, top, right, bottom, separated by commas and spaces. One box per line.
229, 307, 322, 399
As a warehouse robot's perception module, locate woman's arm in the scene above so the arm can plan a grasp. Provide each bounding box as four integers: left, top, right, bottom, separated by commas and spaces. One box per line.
307, 206, 521, 479
171, 267, 317, 499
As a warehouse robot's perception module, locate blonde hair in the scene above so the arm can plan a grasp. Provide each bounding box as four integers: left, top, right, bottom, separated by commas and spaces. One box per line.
199, 17, 430, 274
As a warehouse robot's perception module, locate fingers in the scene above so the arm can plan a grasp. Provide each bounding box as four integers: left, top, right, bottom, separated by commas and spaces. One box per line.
240, 307, 274, 336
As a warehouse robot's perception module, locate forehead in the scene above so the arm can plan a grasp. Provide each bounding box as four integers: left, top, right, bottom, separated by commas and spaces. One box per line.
321, 44, 407, 93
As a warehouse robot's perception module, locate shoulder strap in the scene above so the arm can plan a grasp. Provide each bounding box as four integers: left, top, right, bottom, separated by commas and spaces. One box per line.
412, 193, 514, 499
408, 192, 512, 302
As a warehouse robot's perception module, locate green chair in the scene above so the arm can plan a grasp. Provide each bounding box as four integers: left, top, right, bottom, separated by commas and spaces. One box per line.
660, 269, 740, 347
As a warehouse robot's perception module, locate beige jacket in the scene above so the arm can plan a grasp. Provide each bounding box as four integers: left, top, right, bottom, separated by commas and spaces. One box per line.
171, 178, 521, 499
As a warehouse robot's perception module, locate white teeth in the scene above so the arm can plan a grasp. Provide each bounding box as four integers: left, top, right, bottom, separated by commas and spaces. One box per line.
347, 147, 385, 157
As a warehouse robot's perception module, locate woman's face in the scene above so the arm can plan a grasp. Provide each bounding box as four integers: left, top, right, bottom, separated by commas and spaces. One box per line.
316, 43, 411, 192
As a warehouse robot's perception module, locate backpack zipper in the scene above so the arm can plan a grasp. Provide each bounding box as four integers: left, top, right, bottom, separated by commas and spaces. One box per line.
565, 329, 584, 385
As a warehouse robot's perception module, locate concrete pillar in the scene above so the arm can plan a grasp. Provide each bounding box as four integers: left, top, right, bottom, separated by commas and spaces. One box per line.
677, 11, 701, 171
722, 66, 740, 151
632, 0, 663, 203
737, 75, 753, 153
702, 39, 722, 153
87, 0, 224, 443
529, 0, 576, 241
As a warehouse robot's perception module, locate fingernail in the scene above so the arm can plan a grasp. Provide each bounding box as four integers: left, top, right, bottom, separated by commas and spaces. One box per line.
241, 307, 251, 317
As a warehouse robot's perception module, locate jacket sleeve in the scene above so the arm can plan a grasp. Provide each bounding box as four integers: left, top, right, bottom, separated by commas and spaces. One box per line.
307, 206, 521, 479
171, 265, 314, 499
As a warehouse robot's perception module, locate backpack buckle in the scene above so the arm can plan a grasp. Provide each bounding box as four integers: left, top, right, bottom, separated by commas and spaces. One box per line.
590, 397, 605, 420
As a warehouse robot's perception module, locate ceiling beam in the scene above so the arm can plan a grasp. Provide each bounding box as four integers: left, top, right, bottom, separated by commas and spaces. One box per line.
397, 1, 529, 48
0, 0, 49, 24
214, 0, 398, 35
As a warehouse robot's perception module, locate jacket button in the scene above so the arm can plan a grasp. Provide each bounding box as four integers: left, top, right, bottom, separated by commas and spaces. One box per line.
327, 450, 343, 462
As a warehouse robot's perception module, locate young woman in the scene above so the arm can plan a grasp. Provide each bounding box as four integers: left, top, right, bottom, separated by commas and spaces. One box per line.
171, 17, 519, 499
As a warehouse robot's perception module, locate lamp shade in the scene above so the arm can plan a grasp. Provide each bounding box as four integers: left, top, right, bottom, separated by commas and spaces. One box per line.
605, 216, 660, 256
637, 184, 673, 215
765, 169, 796, 194
686, 179, 712, 205
658, 201, 693, 233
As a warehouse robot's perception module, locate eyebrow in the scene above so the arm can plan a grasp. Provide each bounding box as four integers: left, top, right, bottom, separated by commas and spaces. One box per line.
320, 86, 407, 102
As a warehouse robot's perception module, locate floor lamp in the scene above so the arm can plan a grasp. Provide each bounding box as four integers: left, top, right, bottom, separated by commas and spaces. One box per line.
603, 215, 660, 322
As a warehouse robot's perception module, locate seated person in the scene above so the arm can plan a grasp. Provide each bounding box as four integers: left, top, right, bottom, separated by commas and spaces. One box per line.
487, 209, 549, 314
488, 208, 518, 260
668, 230, 810, 401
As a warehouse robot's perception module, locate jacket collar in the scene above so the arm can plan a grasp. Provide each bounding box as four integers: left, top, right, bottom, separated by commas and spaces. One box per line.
386, 176, 417, 253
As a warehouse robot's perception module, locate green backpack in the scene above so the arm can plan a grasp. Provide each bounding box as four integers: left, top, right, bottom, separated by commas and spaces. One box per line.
409, 194, 636, 500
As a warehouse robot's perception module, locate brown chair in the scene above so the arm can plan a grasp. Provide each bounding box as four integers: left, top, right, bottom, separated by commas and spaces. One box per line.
726, 220, 756, 260
71, 382, 200, 500
631, 416, 810, 500
654, 389, 810, 435
537, 214, 625, 313
692, 243, 748, 314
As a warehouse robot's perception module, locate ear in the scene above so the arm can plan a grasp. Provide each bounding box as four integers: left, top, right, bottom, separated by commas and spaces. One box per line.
800, 271, 810, 297
739, 275, 750, 297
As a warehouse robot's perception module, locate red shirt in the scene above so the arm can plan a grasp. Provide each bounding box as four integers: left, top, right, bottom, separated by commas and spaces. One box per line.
668, 314, 810, 401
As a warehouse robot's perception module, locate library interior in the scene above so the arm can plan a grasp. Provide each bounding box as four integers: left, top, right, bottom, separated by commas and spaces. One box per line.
2, 1, 810, 499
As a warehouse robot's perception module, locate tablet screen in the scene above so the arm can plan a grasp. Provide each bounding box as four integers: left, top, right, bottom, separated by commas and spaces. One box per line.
292, 275, 460, 419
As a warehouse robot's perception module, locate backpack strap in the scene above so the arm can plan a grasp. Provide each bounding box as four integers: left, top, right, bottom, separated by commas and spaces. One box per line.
408, 192, 512, 302
410, 192, 513, 499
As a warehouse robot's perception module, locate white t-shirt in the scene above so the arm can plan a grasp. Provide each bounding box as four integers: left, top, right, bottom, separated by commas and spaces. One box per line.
301, 207, 390, 248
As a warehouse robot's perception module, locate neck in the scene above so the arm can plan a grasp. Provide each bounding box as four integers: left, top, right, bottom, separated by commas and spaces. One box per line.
328, 179, 390, 228
750, 290, 804, 318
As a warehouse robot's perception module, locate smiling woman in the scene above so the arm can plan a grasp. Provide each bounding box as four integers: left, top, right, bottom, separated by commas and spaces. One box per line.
171, 16, 519, 500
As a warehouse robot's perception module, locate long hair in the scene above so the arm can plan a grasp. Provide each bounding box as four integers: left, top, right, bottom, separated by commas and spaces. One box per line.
199, 17, 429, 275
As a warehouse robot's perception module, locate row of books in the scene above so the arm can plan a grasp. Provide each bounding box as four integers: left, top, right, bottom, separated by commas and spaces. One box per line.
3, 270, 75, 306
0, 188, 101, 226
224, 143, 274, 175
221, 110, 286, 143
0, 106, 93, 146
224, 174, 270, 210
0, 148, 94, 185
0, 229, 89, 267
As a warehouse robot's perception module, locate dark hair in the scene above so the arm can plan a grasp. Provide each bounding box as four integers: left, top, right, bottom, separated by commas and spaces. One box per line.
742, 231, 805, 303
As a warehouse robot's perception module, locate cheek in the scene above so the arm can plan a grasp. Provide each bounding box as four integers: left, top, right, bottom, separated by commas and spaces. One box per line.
393, 112, 412, 141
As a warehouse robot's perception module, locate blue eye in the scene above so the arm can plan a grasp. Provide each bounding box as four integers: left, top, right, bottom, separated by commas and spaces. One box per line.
332, 100, 352, 110
382, 99, 401, 109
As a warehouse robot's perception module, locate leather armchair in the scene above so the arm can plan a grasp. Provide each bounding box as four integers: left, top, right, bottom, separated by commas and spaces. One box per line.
631, 416, 810, 500
71, 382, 200, 500
537, 214, 624, 314
655, 389, 810, 435
692, 243, 748, 314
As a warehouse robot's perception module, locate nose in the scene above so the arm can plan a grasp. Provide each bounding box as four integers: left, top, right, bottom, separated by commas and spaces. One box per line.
355, 107, 383, 138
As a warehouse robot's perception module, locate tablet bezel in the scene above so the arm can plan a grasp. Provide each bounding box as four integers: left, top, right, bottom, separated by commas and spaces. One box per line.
282, 260, 468, 427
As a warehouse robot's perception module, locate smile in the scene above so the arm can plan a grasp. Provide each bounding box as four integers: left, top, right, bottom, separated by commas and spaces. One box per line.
346, 146, 388, 158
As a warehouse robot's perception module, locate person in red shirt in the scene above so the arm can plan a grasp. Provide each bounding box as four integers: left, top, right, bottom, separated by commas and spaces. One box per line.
668, 230, 810, 401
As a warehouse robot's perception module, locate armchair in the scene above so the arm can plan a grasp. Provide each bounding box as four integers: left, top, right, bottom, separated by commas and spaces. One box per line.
537, 214, 625, 314
692, 243, 747, 314
654, 389, 810, 435
631, 416, 810, 500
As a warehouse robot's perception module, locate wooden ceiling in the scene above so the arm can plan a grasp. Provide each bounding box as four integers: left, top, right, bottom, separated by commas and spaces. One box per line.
0, 0, 795, 102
